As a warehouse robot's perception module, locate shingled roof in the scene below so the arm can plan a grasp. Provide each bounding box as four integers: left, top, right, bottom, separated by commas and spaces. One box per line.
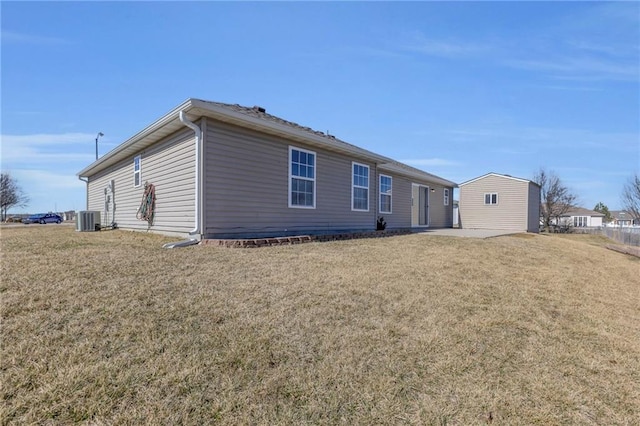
79, 98, 458, 188
196, 100, 380, 155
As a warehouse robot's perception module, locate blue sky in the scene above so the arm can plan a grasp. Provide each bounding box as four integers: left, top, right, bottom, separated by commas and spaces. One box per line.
2, 1, 638, 214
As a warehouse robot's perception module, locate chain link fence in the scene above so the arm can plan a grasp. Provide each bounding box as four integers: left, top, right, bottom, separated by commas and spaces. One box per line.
574, 227, 640, 247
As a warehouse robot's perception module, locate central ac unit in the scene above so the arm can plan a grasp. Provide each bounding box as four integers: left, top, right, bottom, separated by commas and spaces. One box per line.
76, 211, 101, 232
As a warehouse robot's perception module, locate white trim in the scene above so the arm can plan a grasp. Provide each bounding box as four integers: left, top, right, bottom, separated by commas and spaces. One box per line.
78, 98, 457, 190
288, 146, 316, 209
484, 192, 498, 205
379, 174, 392, 214
133, 155, 141, 187
351, 162, 370, 212
460, 172, 535, 186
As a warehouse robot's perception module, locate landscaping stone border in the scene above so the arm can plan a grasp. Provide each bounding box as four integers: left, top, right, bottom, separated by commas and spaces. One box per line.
200, 229, 413, 248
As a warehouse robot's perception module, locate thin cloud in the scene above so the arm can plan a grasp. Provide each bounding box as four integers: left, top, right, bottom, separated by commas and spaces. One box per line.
2, 133, 97, 145
12, 169, 85, 190
1, 132, 100, 163
507, 57, 638, 82
404, 32, 491, 58
1, 30, 70, 45
445, 126, 639, 154
537, 85, 602, 92
400, 158, 461, 167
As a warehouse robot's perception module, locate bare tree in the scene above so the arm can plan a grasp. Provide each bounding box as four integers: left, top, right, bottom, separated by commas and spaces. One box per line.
0, 172, 29, 221
533, 168, 577, 232
621, 174, 640, 222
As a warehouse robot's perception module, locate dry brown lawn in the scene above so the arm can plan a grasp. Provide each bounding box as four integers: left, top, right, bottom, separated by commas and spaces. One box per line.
1, 226, 639, 425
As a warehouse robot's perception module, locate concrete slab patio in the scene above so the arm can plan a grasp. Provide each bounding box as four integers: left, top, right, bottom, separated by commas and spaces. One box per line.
414, 228, 523, 239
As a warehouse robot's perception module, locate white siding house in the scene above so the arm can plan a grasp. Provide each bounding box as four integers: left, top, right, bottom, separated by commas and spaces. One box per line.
609, 211, 640, 227
554, 207, 605, 228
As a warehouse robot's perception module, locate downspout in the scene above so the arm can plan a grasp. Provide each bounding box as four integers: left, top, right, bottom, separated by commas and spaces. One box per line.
179, 111, 203, 238
78, 176, 89, 210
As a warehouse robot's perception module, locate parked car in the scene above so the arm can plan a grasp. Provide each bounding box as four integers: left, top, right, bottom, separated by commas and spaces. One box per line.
23, 213, 63, 224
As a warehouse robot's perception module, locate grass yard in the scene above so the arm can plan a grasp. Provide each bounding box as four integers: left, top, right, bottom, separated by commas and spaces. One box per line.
1, 226, 639, 425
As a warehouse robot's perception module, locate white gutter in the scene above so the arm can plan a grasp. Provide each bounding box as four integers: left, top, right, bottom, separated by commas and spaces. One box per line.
179, 111, 202, 237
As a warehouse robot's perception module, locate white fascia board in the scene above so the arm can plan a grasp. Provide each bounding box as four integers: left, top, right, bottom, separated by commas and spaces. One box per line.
459, 172, 533, 186
78, 98, 457, 189
77, 99, 195, 177
195, 102, 458, 187
189, 99, 393, 164
377, 162, 458, 187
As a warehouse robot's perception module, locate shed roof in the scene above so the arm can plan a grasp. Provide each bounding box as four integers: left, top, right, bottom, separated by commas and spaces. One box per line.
459, 172, 539, 187
77, 98, 457, 187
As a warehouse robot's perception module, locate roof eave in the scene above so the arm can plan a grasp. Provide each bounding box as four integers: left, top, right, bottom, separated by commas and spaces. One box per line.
78, 98, 195, 178
459, 172, 536, 186
77, 98, 456, 187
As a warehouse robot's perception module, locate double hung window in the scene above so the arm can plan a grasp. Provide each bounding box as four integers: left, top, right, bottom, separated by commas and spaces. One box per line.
352, 163, 369, 211
289, 147, 315, 208
379, 175, 392, 214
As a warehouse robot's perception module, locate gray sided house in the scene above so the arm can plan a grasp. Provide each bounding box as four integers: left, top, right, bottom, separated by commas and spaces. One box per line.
77, 99, 457, 239
459, 173, 540, 233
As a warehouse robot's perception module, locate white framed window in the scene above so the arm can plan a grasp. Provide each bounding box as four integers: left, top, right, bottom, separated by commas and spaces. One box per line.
484, 193, 498, 205
379, 174, 392, 214
133, 155, 141, 187
444, 188, 450, 206
574, 216, 588, 227
352, 162, 369, 211
289, 146, 316, 208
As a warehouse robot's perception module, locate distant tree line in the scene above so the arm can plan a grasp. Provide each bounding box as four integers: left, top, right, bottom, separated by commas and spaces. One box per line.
533, 168, 640, 231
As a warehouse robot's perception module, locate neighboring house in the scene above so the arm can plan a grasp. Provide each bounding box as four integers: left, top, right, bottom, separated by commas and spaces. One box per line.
77, 99, 457, 239
609, 210, 640, 227
552, 207, 604, 228
458, 173, 540, 233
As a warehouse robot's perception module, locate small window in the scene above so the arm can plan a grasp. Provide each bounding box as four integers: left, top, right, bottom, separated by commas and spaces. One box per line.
484, 193, 498, 205
352, 162, 369, 211
133, 155, 141, 187
379, 174, 392, 214
289, 147, 315, 208
444, 188, 450, 206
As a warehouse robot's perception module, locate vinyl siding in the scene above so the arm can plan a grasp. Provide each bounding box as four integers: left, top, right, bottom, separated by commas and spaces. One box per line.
428, 186, 454, 228
202, 120, 453, 237
87, 128, 195, 237
380, 175, 411, 229
459, 175, 531, 232
203, 121, 379, 238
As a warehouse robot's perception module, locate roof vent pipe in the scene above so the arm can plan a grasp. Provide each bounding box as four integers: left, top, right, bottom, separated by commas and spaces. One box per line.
179, 111, 202, 237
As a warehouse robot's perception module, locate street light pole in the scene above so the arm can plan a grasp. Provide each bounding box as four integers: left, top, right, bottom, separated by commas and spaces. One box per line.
95, 132, 104, 160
